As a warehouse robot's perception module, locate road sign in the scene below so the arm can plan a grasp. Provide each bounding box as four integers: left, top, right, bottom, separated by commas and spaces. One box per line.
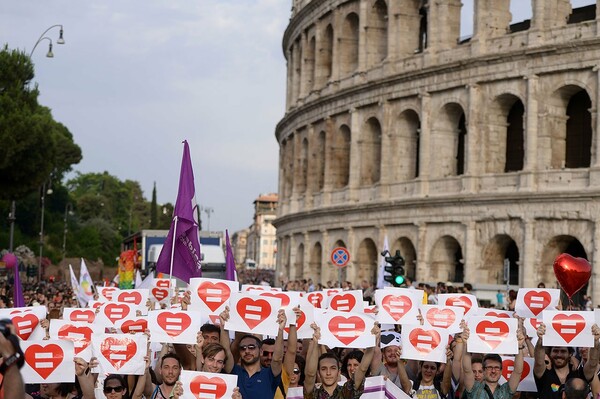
330, 247, 350, 268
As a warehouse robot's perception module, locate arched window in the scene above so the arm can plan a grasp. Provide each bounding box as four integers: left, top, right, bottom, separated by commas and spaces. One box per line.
340, 13, 360, 76
360, 118, 382, 185
332, 125, 351, 188
565, 90, 592, 168
456, 114, 466, 176
505, 100, 525, 172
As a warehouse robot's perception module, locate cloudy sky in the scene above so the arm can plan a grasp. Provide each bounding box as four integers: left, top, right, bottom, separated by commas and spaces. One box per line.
0, 0, 594, 233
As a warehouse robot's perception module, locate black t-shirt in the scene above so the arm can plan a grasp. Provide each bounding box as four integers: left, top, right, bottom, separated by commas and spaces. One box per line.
534, 367, 585, 399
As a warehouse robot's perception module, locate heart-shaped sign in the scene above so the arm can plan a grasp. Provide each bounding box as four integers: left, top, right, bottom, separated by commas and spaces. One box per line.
381, 295, 413, 322
425, 308, 456, 328
58, 325, 92, 354
69, 309, 96, 323
408, 328, 441, 354
284, 310, 306, 334
552, 313, 585, 343
99, 287, 117, 301
502, 359, 531, 382
152, 287, 169, 302
121, 318, 148, 334
329, 316, 365, 345
157, 312, 192, 337
307, 293, 323, 308
330, 294, 356, 312
104, 304, 132, 324
190, 375, 228, 399
11, 312, 39, 340
475, 320, 509, 349
198, 282, 231, 312
553, 253, 591, 298
236, 298, 272, 330
156, 279, 171, 288
260, 292, 290, 308
117, 291, 143, 305
445, 296, 473, 315
25, 343, 64, 379
529, 318, 542, 330
523, 291, 551, 316
484, 311, 511, 319
100, 336, 137, 370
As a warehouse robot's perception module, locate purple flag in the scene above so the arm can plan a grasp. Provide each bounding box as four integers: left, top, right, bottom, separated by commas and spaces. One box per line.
156, 140, 202, 283
225, 229, 237, 281
13, 269, 24, 308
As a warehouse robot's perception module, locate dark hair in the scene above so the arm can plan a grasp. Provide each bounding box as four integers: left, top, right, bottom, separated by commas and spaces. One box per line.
295, 355, 306, 385
564, 377, 590, 399
547, 346, 575, 355
201, 323, 221, 335
239, 334, 262, 348
471, 355, 483, 365
53, 383, 77, 398
318, 352, 341, 368
262, 338, 275, 346
341, 350, 364, 379
161, 353, 182, 367
104, 375, 130, 399
202, 343, 228, 364
482, 354, 503, 368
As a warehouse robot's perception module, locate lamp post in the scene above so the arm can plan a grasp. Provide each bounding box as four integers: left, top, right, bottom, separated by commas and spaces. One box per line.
62, 203, 73, 260
38, 182, 53, 281
201, 206, 214, 232
30, 24, 65, 58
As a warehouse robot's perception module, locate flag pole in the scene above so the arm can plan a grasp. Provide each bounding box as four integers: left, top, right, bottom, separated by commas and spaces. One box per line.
169, 216, 178, 299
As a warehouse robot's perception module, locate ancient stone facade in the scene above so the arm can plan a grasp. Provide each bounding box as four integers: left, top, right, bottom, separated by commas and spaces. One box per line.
274, 0, 600, 302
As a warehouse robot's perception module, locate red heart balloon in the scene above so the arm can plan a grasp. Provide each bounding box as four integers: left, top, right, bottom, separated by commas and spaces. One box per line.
553, 253, 591, 298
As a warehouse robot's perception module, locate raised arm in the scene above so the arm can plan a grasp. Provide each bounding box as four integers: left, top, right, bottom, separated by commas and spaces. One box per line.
461, 324, 475, 392
370, 329, 383, 374
440, 346, 453, 395
451, 333, 464, 384
303, 323, 321, 394
508, 328, 525, 394
396, 348, 413, 394
270, 309, 286, 377
219, 306, 235, 373
74, 357, 96, 399
584, 324, 600, 382
533, 322, 547, 379
283, 308, 300, 379
353, 323, 380, 389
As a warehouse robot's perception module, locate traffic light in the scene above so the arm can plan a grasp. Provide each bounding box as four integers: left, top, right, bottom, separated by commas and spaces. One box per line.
383, 250, 405, 287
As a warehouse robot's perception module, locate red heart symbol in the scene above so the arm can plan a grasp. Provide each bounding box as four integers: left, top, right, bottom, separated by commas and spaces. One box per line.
553, 253, 591, 298
152, 287, 169, 302
381, 295, 413, 322
523, 291, 552, 316
157, 312, 192, 337
11, 312, 39, 340
552, 313, 586, 343
58, 324, 92, 354
156, 279, 171, 288
190, 375, 228, 399
121, 318, 148, 334
246, 286, 265, 291
307, 293, 323, 308
69, 309, 96, 323
197, 282, 231, 312
260, 292, 290, 307
475, 320, 510, 349
208, 314, 221, 325
236, 298, 272, 329
425, 308, 456, 328
408, 328, 441, 354
100, 336, 137, 370
91, 301, 104, 309
529, 318, 542, 330
502, 359, 531, 382
485, 311, 510, 319
330, 294, 357, 312
117, 291, 143, 305
104, 304, 132, 324
446, 296, 473, 315
284, 310, 307, 334
326, 290, 340, 296
25, 343, 63, 379
100, 287, 117, 301
329, 316, 365, 345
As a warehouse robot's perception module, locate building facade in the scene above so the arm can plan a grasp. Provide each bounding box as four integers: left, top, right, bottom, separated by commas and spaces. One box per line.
246, 194, 278, 269
274, 0, 600, 302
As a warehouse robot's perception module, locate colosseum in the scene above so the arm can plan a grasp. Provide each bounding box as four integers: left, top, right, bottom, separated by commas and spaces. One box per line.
273, 0, 600, 301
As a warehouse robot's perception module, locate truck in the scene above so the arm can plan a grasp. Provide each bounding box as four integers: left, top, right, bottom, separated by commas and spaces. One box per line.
122, 230, 226, 279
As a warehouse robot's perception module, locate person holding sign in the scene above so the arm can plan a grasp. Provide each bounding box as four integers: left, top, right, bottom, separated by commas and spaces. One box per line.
143, 353, 184, 399
303, 322, 378, 399
461, 323, 525, 398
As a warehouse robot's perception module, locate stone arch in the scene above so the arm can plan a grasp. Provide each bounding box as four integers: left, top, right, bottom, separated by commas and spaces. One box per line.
309, 242, 323, 284
292, 37, 302, 102
392, 237, 417, 280
540, 235, 588, 286
298, 138, 309, 194
366, 0, 388, 67
282, 136, 294, 199
295, 243, 305, 279
305, 35, 316, 92
481, 234, 520, 285
340, 12, 360, 77
331, 124, 351, 189
486, 93, 525, 173
432, 102, 467, 177
431, 235, 464, 283
357, 238, 378, 284
547, 85, 593, 169
360, 117, 382, 185
394, 109, 421, 181
319, 24, 334, 85
312, 131, 326, 192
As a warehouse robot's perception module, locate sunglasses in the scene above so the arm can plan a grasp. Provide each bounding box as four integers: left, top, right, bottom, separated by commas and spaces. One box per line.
262, 350, 274, 357
293, 368, 300, 375
239, 344, 257, 352
104, 386, 125, 394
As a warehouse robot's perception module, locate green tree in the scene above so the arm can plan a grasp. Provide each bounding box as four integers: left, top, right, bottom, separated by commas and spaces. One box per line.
150, 182, 158, 228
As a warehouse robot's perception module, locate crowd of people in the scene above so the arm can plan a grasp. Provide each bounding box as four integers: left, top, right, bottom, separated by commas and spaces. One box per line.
0, 276, 597, 399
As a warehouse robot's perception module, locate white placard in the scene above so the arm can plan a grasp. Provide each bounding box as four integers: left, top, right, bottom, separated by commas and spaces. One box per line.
542, 310, 594, 348
315, 309, 376, 349
224, 292, 281, 336
96, 286, 119, 301
421, 305, 464, 333
515, 289, 560, 319
148, 309, 203, 344
362, 376, 412, 399
438, 294, 479, 319
401, 324, 448, 363
328, 290, 365, 313
0, 306, 47, 341
150, 279, 177, 304
477, 309, 515, 319
498, 356, 536, 392
62, 307, 97, 324
375, 288, 423, 325
92, 333, 148, 375
240, 284, 282, 292
49, 320, 101, 361
466, 317, 518, 355
180, 370, 238, 399
87, 300, 106, 310
114, 316, 149, 334
112, 289, 150, 314
523, 317, 541, 346
189, 278, 239, 314
284, 296, 315, 340
94, 303, 137, 327
306, 291, 328, 308
21, 340, 75, 383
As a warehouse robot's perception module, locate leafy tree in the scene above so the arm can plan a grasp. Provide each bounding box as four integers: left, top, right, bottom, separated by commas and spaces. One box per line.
150, 182, 158, 228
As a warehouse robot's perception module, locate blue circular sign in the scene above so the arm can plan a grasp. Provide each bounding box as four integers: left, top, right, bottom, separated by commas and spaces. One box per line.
330, 247, 350, 268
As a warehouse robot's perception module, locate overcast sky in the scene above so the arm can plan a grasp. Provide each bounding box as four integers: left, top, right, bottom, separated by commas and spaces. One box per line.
0, 0, 594, 234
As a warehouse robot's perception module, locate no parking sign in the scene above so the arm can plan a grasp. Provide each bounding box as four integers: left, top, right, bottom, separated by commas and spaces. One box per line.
330, 247, 350, 268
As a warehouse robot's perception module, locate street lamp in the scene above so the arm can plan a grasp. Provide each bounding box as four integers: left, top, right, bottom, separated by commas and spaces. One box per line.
200, 206, 214, 232
38, 182, 53, 280
30, 24, 65, 58
62, 203, 74, 260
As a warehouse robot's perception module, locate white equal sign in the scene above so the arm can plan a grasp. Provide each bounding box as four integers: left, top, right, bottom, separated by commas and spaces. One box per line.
243, 305, 265, 321
558, 319, 579, 336
205, 288, 224, 303
127, 323, 143, 332
34, 351, 56, 370
482, 326, 503, 343
16, 318, 34, 335
109, 307, 126, 318
528, 295, 547, 309
198, 382, 219, 399
430, 312, 450, 327
415, 333, 435, 351
334, 298, 351, 312
110, 345, 129, 361
164, 317, 184, 332
336, 323, 359, 338
73, 313, 90, 322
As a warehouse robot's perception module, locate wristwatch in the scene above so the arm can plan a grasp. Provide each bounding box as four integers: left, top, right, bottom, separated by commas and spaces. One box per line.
0, 352, 23, 374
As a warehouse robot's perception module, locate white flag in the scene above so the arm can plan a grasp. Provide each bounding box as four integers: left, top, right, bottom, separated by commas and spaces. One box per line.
69, 265, 85, 307
78, 258, 95, 305
377, 236, 391, 289
138, 272, 154, 290
135, 269, 143, 288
